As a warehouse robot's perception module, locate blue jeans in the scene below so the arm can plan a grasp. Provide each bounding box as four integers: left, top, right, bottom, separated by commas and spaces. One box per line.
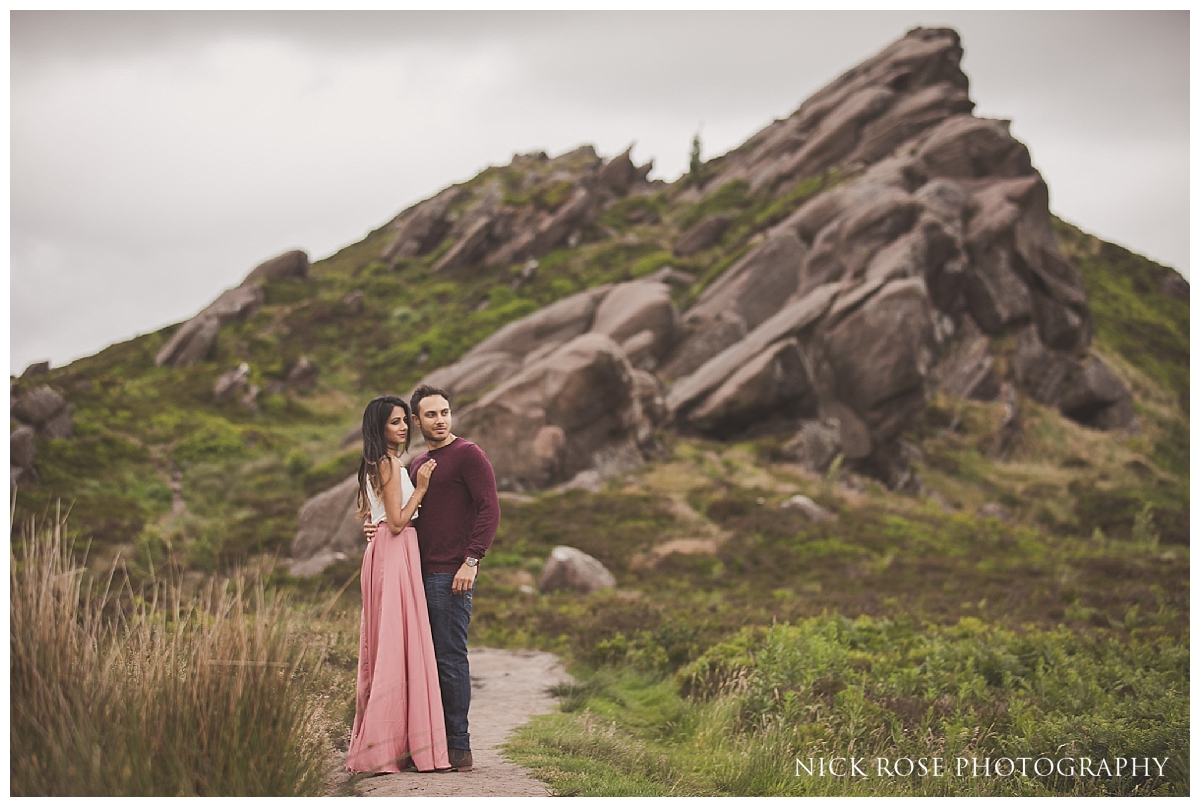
423, 573, 472, 750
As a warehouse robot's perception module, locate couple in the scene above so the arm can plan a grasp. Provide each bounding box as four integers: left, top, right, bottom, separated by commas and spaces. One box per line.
344, 384, 500, 774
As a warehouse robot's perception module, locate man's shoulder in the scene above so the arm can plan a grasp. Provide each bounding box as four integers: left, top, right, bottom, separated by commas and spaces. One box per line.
456, 439, 491, 461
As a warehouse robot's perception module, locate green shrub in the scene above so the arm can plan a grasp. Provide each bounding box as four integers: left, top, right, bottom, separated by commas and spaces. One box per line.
172, 420, 248, 464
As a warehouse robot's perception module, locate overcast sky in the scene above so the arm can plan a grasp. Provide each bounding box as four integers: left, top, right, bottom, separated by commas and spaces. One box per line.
9, 10, 1190, 373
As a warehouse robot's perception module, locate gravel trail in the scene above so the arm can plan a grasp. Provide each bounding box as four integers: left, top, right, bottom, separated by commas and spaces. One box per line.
331, 647, 571, 797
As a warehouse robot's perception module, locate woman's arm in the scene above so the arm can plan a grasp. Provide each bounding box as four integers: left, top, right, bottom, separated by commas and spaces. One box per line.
379, 456, 435, 534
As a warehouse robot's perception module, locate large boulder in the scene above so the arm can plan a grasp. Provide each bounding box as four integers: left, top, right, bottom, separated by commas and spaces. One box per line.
664, 231, 809, 379
539, 546, 616, 593
20, 361, 50, 379
11, 386, 69, 428
685, 338, 817, 436
589, 281, 677, 367
289, 476, 365, 577
823, 277, 937, 446
1058, 356, 1135, 430
457, 333, 649, 491
1159, 271, 1189, 301
11, 424, 37, 486
213, 363, 250, 403
667, 282, 839, 421
463, 285, 611, 362
155, 285, 264, 368
416, 279, 678, 409
917, 115, 1032, 180
1011, 324, 1080, 407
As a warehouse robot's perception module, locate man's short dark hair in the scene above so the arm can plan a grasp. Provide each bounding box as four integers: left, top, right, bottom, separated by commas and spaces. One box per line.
410, 384, 451, 416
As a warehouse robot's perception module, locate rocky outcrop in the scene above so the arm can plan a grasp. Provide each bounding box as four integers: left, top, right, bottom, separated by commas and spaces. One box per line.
707, 28, 972, 195
156, 250, 309, 368
289, 476, 366, 577
382, 145, 654, 277
11, 385, 74, 440
20, 361, 50, 379
539, 546, 616, 593
457, 333, 652, 492
241, 249, 309, 285
293, 27, 1142, 564
11, 425, 37, 486
420, 279, 678, 410
9, 384, 76, 486
656, 26, 1124, 480
663, 231, 809, 379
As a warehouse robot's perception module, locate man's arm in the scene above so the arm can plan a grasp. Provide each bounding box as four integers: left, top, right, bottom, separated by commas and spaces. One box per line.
462, 443, 500, 560
451, 443, 500, 594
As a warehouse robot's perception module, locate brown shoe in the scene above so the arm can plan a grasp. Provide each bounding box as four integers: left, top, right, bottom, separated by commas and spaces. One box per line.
447, 749, 473, 772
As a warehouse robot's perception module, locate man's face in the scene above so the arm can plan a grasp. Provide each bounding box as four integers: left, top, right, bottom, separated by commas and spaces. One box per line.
415, 394, 452, 444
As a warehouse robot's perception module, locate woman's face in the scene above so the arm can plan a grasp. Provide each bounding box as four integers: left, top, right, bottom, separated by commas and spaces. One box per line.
384, 405, 408, 453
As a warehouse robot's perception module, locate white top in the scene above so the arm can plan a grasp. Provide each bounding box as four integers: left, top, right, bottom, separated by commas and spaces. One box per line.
365, 461, 417, 525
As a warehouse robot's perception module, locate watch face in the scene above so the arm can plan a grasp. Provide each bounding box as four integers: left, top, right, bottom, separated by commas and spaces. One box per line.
465, 558, 478, 567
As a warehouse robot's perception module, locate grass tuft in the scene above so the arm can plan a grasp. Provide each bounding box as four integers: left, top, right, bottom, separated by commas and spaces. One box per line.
9, 506, 341, 796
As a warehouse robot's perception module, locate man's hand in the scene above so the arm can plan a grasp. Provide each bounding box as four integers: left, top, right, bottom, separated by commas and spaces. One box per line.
452, 562, 478, 594
363, 521, 378, 543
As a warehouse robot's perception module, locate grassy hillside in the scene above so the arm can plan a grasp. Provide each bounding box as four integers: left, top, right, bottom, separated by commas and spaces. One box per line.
10, 155, 1188, 795
10, 162, 838, 573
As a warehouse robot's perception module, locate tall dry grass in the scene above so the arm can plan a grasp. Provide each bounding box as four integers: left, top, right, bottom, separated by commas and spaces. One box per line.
10, 506, 337, 796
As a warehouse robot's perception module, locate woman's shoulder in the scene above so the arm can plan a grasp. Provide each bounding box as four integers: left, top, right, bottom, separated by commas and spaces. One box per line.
377, 454, 404, 480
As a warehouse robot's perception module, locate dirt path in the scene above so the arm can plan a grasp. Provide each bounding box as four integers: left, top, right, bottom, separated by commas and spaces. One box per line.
331, 647, 571, 797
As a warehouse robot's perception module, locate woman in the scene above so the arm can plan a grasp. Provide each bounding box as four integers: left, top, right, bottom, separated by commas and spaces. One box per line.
345, 395, 450, 774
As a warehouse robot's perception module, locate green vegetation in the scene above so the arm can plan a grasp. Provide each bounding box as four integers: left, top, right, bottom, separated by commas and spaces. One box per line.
1054, 217, 1189, 408
507, 618, 1185, 796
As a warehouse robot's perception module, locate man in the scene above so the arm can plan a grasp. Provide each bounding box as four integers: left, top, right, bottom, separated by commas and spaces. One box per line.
405, 383, 500, 773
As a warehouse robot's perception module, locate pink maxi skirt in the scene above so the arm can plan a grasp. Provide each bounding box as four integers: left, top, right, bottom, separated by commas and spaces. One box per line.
345, 523, 450, 773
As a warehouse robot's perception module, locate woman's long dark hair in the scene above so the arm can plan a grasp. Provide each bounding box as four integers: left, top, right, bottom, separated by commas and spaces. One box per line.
356, 395, 412, 520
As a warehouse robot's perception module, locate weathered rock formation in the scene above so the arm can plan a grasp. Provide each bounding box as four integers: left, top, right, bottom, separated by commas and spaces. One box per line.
661, 26, 1126, 468
11, 425, 38, 486
155, 250, 310, 368
11, 385, 75, 439
20, 361, 50, 379
290, 27, 1138, 573
9, 384, 75, 486
539, 545, 617, 593
289, 476, 367, 577
379, 145, 654, 276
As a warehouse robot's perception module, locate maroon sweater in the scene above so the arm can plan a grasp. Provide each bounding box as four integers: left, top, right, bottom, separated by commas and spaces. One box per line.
409, 437, 500, 574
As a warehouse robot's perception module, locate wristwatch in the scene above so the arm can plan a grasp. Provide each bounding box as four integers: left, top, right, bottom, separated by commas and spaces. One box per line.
464, 557, 479, 568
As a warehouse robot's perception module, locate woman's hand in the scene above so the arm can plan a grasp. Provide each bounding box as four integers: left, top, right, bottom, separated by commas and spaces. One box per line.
363, 520, 378, 543
414, 459, 436, 494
